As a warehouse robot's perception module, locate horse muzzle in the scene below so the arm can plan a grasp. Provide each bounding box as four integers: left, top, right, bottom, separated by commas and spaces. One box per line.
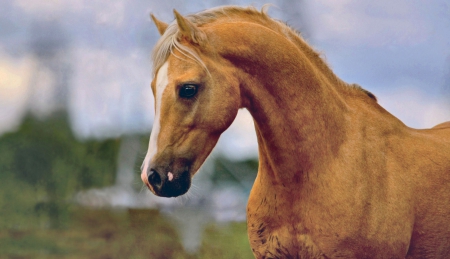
141, 163, 191, 197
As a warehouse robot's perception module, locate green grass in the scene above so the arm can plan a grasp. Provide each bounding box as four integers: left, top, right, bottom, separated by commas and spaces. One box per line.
0, 207, 253, 259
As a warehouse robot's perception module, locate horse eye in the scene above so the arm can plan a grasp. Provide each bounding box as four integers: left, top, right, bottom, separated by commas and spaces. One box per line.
179, 84, 198, 98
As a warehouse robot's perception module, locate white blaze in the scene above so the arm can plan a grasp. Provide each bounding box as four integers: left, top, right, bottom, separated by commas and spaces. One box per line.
142, 61, 169, 177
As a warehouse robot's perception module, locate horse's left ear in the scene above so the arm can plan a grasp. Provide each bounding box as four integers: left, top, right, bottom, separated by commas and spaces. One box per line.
173, 9, 206, 45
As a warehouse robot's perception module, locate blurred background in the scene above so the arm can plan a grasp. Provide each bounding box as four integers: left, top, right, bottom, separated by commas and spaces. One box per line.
0, 0, 449, 258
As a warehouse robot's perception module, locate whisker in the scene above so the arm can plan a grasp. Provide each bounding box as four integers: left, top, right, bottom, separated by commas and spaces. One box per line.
175, 194, 187, 205
190, 183, 201, 193
139, 184, 147, 194
136, 153, 147, 160
188, 185, 202, 201
132, 178, 144, 187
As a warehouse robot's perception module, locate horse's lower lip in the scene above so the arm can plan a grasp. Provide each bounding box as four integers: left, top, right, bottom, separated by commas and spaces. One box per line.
159, 189, 188, 197
156, 182, 190, 197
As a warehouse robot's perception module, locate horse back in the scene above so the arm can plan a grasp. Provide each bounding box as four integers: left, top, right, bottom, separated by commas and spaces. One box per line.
432, 121, 450, 129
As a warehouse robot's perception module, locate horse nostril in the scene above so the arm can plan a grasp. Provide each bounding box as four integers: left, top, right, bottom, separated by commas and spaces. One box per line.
148, 169, 162, 188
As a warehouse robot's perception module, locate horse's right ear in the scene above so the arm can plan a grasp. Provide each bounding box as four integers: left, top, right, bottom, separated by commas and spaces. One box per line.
173, 9, 205, 45
150, 13, 168, 35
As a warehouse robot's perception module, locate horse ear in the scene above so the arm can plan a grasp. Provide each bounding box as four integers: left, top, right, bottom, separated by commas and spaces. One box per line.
150, 13, 168, 35
173, 9, 205, 44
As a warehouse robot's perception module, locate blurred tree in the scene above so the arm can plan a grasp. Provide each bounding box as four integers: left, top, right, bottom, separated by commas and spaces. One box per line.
213, 157, 258, 194
0, 112, 120, 229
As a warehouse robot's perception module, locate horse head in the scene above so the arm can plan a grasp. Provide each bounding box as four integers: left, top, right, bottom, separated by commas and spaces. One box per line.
141, 10, 242, 197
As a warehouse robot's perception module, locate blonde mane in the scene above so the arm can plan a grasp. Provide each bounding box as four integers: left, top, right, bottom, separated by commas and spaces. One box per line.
152, 5, 376, 100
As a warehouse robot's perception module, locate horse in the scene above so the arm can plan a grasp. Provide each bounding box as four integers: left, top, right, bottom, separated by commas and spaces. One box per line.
140, 6, 450, 258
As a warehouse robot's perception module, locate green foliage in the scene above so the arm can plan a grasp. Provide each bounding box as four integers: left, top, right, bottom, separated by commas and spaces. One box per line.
212, 157, 258, 193
0, 113, 257, 258
0, 113, 120, 229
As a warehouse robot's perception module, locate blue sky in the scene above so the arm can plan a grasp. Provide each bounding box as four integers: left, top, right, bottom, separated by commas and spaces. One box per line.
0, 0, 449, 159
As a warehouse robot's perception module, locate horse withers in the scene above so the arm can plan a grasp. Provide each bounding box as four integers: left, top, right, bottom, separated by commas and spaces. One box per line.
140, 6, 450, 259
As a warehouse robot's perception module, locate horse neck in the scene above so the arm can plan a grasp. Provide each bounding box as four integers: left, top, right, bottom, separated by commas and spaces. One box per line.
224, 28, 349, 186
249, 76, 348, 184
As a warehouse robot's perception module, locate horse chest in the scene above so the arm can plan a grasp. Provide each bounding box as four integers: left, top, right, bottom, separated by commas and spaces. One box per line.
247, 217, 326, 259
246, 191, 327, 258
247, 213, 409, 259
246, 181, 411, 258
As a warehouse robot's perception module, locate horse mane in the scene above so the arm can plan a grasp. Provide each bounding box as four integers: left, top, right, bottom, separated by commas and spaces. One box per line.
350, 84, 377, 101
152, 5, 377, 101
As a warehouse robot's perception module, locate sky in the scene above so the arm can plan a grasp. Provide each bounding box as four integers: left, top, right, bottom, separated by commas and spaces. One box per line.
0, 0, 449, 160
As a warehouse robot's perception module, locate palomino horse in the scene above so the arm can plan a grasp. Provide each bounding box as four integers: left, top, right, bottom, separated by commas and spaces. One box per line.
140, 6, 450, 258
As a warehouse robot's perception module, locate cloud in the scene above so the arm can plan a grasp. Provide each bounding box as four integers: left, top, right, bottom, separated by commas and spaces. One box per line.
13, 0, 84, 16
215, 109, 258, 160
0, 52, 33, 135
13, 0, 126, 27
377, 86, 450, 129
304, 0, 430, 46
69, 47, 153, 139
